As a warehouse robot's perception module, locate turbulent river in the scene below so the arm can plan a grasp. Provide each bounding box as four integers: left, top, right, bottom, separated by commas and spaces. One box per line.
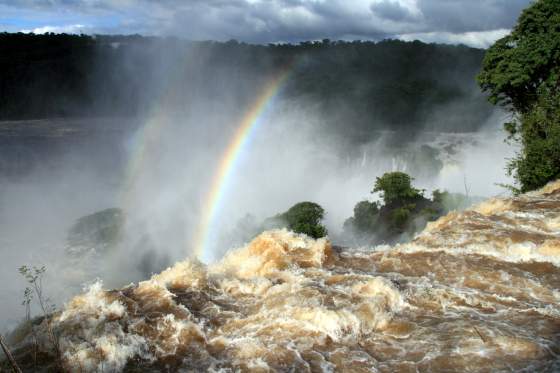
6, 181, 560, 372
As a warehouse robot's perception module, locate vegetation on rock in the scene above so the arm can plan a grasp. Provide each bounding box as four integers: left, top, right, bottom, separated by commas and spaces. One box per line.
372, 172, 423, 204
265, 202, 328, 239
344, 172, 478, 245
282, 202, 328, 239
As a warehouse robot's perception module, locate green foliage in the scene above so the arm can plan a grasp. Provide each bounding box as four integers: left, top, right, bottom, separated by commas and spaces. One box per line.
0, 33, 493, 136
390, 206, 412, 230
345, 172, 481, 245
18, 265, 62, 368
477, 0, 560, 113
273, 202, 327, 239
372, 172, 422, 204
419, 207, 440, 222
508, 90, 560, 193
18, 265, 55, 316
431, 189, 446, 204
478, 0, 560, 192
351, 200, 379, 233
283, 202, 328, 239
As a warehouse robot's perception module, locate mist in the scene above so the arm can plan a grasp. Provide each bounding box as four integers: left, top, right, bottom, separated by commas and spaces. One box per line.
0, 38, 515, 333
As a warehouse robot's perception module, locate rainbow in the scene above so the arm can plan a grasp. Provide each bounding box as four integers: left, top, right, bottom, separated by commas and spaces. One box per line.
193, 66, 294, 262
118, 109, 170, 213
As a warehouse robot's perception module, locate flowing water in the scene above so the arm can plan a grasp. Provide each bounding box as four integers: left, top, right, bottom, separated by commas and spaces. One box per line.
6, 181, 560, 372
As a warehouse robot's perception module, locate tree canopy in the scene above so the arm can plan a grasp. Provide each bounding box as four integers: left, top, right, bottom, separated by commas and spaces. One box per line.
282, 202, 327, 239
478, 0, 560, 113
350, 200, 379, 233
508, 90, 560, 192
372, 172, 422, 205
344, 172, 480, 245
0, 33, 493, 138
478, 0, 560, 192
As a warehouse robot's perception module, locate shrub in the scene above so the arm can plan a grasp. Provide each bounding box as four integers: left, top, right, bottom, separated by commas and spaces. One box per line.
282, 202, 328, 238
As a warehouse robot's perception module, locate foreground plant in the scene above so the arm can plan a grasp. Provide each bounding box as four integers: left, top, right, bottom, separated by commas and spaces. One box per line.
18, 265, 63, 370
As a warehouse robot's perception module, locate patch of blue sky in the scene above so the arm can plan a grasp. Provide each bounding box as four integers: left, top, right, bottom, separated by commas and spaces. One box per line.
0, 10, 124, 34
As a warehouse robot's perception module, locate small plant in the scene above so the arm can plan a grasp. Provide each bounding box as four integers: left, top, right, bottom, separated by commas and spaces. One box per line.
21, 285, 38, 368
18, 265, 63, 370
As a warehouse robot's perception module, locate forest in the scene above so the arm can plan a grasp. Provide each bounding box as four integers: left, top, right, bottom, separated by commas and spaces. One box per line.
0, 33, 493, 138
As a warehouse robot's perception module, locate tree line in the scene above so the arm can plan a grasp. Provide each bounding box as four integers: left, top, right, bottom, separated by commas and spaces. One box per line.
0, 33, 493, 139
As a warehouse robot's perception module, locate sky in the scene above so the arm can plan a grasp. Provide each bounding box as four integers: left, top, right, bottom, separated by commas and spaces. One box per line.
0, 0, 533, 48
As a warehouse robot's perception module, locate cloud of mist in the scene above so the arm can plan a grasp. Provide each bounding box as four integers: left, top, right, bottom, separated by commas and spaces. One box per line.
0, 40, 515, 333
0, 152, 122, 332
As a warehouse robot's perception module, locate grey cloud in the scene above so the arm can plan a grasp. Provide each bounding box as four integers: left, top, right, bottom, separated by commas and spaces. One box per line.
156, 1, 389, 42
417, 0, 532, 33
1, 0, 534, 46
370, 0, 416, 22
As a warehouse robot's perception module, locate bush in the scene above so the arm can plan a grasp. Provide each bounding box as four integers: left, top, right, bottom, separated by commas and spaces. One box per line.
281, 202, 328, 239
390, 206, 412, 230
350, 200, 379, 233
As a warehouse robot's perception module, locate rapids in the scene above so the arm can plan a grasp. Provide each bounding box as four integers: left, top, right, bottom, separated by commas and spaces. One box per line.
5, 181, 560, 372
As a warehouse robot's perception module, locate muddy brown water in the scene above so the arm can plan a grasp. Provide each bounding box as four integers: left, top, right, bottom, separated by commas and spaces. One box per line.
6, 181, 560, 372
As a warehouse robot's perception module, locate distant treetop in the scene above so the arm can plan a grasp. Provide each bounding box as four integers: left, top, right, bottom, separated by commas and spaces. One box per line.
372, 172, 422, 205
0, 32, 492, 137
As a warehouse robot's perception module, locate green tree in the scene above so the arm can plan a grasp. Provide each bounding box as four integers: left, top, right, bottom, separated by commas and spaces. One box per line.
283, 202, 327, 239
372, 172, 422, 204
478, 0, 560, 112
351, 200, 379, 233
478, 0, 560, 192
508, 90, 560, 192
390, 206, 412, 231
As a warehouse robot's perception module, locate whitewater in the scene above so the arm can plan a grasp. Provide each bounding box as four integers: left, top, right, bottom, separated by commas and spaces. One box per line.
5, 180, 560, 372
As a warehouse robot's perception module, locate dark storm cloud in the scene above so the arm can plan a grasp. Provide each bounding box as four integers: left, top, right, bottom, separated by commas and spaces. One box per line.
0, 0, 534, 47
